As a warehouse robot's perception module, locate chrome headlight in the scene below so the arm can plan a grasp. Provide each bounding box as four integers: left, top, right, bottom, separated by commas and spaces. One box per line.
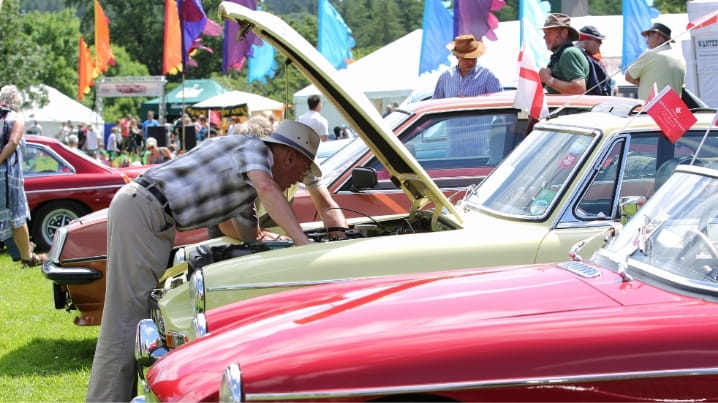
192, 312, 207, 339
135, 319, 167, 368
219, 363, 244, 403
47, 226, 68, 262
189, 269, 206, 316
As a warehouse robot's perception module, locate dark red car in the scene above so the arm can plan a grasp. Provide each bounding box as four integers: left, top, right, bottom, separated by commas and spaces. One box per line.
23, 135, 144, 250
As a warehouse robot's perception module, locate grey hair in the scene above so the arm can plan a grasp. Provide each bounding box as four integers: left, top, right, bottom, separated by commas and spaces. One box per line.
236, 115, 273, 137
0, 85, 23, 112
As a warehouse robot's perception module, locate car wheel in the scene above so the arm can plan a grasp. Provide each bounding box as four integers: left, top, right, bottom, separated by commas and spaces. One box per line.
31, 201, 90, 251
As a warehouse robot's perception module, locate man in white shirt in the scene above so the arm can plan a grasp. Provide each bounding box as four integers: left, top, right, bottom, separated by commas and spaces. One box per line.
297, 94, 329, 142
83, 124, 100, 158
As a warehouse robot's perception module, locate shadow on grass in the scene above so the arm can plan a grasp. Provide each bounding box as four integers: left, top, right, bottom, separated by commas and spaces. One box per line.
0, 337, 97, 376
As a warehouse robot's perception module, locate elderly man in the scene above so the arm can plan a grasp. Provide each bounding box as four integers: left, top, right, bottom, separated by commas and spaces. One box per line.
625, 22, 686, 100
538, 13, 589, 95
432, 33, 502, 98
86, 120, 324, 402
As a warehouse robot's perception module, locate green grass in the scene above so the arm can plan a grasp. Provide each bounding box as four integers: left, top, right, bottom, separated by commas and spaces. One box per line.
0, 251, 98, 403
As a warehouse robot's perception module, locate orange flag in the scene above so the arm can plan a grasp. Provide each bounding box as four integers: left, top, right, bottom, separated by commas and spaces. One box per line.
163, 0, 182, 75
94, 0, 115, 76
78, 37, 96, 100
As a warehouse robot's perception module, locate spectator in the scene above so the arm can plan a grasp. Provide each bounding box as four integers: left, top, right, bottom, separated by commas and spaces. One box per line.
27, 120, 42, 135
57, 120, 71, 144
106, 126, 119, 160
577, 25, 613, 95
625, 22, 686, 100
67, 134, 79, 149
86, 120, 325, 402
129, 118, 144, 155
0, 85, 46, 267
196, 115, 210, 142
538, 13, 589, 95
142, 110, 159, 139
119, 114, 131, 151
298, 94, 330, 142
433, 34, 502, 98
83, 124, 100, 158
143, 137, 172, 165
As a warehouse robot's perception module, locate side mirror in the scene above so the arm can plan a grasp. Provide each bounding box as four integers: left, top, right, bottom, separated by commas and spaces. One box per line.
619, 195, 646, 224
350, 167, 377, 192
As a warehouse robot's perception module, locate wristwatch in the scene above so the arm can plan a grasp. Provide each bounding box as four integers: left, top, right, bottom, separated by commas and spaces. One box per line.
548, 77, 555, 86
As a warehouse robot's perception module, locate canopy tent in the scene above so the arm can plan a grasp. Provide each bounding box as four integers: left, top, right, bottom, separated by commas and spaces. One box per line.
190, 90, 284, 119
23, 84, 104, 139
140, 78, 228, 120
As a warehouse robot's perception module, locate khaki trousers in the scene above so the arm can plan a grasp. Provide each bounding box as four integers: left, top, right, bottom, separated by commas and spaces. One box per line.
86, 182, 175, 402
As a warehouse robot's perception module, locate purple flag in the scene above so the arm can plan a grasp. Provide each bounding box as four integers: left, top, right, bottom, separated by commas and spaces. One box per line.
222, 0, 260, 73
454, 0, 505, 41
178, 0, 208, 70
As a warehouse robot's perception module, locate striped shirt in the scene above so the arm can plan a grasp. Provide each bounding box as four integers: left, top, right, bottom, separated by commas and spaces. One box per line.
432, 65, 502, 99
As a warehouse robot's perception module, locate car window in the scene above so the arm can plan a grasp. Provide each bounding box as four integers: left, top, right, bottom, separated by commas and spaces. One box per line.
365, 112, 519, 179
23, 145, 63, 175
575, 130, 718, 220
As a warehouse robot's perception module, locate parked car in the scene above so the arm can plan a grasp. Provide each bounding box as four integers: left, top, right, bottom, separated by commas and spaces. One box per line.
42, 78, 610, 326
22, 135, 144, 250
136, 163, 718, 403
128, 2, 718, 370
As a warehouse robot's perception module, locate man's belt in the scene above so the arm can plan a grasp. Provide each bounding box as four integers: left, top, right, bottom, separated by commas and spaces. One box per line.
134, 176, 173, 218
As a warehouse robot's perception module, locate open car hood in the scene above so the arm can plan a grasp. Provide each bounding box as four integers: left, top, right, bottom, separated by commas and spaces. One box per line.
219, 2, 461, 224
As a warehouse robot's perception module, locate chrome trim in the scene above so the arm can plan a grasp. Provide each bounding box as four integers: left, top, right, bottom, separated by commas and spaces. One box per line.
557, 261, 601, 278
219, 363, 244, 403
207, 277, 372, 292
47, 226, 68, 261
189, 270, 206, 314
25, 183, 124, 194
243, 367, 718, 401
135, 319, 167, 368
193, 312, 207, 339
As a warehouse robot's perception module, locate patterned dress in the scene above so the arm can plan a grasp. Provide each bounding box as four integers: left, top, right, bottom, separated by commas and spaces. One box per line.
0, 110, 30, 241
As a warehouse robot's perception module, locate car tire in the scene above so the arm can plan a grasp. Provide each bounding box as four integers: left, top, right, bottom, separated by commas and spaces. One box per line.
31, 201, 90, 251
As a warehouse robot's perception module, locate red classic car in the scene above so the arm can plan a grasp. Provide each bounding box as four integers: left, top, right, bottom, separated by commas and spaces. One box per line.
136, 164, 718, 402
22, 135, 146, 250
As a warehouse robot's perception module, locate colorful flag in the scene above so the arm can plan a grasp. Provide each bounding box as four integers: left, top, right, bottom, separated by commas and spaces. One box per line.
454, 0, 505, 40
419, 0, 453, 74
645, 82, 658, 103
513, 45, 547, 120
248, 39, 278, 83
222, 0, 259, 73
518, 0, 550, 70
687, 9, 718, 31
178, 0, 208, 71
622, 0, 659, 70
78, 37, 96, 101
163, 0, 182, 75
94, 0, 115, 76
318, 0, 355, 69
644, 85, 697, 143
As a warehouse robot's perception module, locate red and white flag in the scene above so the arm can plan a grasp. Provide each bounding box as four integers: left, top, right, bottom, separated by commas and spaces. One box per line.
513, 47, 547, 120
644, 85, 697, 143
645, 82, 658, 104
687, 9, 718, 31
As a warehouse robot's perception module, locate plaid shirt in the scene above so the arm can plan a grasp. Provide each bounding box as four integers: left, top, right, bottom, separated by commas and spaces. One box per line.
432, 65, 502, 99
142, 135, 272, 231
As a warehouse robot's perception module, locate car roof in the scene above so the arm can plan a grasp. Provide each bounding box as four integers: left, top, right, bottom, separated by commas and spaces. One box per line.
219, 2, 461, 222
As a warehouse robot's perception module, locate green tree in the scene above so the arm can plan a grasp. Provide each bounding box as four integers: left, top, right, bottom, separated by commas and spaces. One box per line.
0, 0, 46, 103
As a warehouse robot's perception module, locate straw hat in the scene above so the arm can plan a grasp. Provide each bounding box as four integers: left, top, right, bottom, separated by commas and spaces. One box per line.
261, 120, 321, 177
446, 34, 486, 59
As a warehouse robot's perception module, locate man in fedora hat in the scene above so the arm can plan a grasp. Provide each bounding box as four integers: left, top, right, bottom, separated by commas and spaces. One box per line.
625, 22, 685, 100
538, 13, 589, 95
87, 120, 327, 402
432, 33, 501, 99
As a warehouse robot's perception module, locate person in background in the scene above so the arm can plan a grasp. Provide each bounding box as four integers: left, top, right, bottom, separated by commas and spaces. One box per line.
128, 117, 144, 155
86, 120, 325, 402
67, 134, 79, 150
298, 94, 330, 142
576, 25, 613, 95
83, 124, 100, 158
119, 114, 131, 152
538, 13, 589, 95
143, 137, 172, 165
142, 110, 159, 140
27, 120, 42, 136
196, 114, 210, 143
432, 34, 502, 98
625, 22, 686, 100
0, 85, 46, 267
106, 126, 119, 160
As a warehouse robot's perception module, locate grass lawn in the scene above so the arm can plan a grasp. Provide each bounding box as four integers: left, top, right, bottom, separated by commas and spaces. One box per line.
0, 250, 98, 403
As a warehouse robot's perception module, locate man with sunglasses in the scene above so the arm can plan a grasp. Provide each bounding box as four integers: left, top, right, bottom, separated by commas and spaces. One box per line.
87, 120, 325, 403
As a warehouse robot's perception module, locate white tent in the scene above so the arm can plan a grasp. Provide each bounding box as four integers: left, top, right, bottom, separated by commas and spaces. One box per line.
23, 85, 104, 139
295, 14, 689, 130
193, 90, 284, 114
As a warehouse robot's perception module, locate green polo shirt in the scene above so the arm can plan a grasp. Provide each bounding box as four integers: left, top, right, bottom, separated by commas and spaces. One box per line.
547, 43, 589, 94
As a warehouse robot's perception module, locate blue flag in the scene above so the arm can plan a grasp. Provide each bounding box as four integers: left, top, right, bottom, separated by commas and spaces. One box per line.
419, 0, 453, 74
622, 0, 660, 70
518, 0, 551, 69
318, 0, 355, 69
248, 39, 278, 84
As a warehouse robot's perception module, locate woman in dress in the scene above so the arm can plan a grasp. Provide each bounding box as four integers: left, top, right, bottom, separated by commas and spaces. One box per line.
0, 85, 46, 267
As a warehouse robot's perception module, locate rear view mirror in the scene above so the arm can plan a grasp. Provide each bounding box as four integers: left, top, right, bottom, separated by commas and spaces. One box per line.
350, 167, 377, 192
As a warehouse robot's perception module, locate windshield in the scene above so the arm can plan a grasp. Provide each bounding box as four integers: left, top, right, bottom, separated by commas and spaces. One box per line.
599, 168, 718, 288
462, 129, 595, 219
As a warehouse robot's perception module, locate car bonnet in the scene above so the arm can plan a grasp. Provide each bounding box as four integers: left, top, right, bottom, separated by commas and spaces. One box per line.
219, 2, 461, 223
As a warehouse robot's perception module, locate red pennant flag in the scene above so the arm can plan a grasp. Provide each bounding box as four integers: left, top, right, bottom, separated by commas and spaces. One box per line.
94, 0, 115, 76
644, 85, 697, 143
78, 37, 96, 100
163, 0, 182, 75
687, 9, 718, 31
